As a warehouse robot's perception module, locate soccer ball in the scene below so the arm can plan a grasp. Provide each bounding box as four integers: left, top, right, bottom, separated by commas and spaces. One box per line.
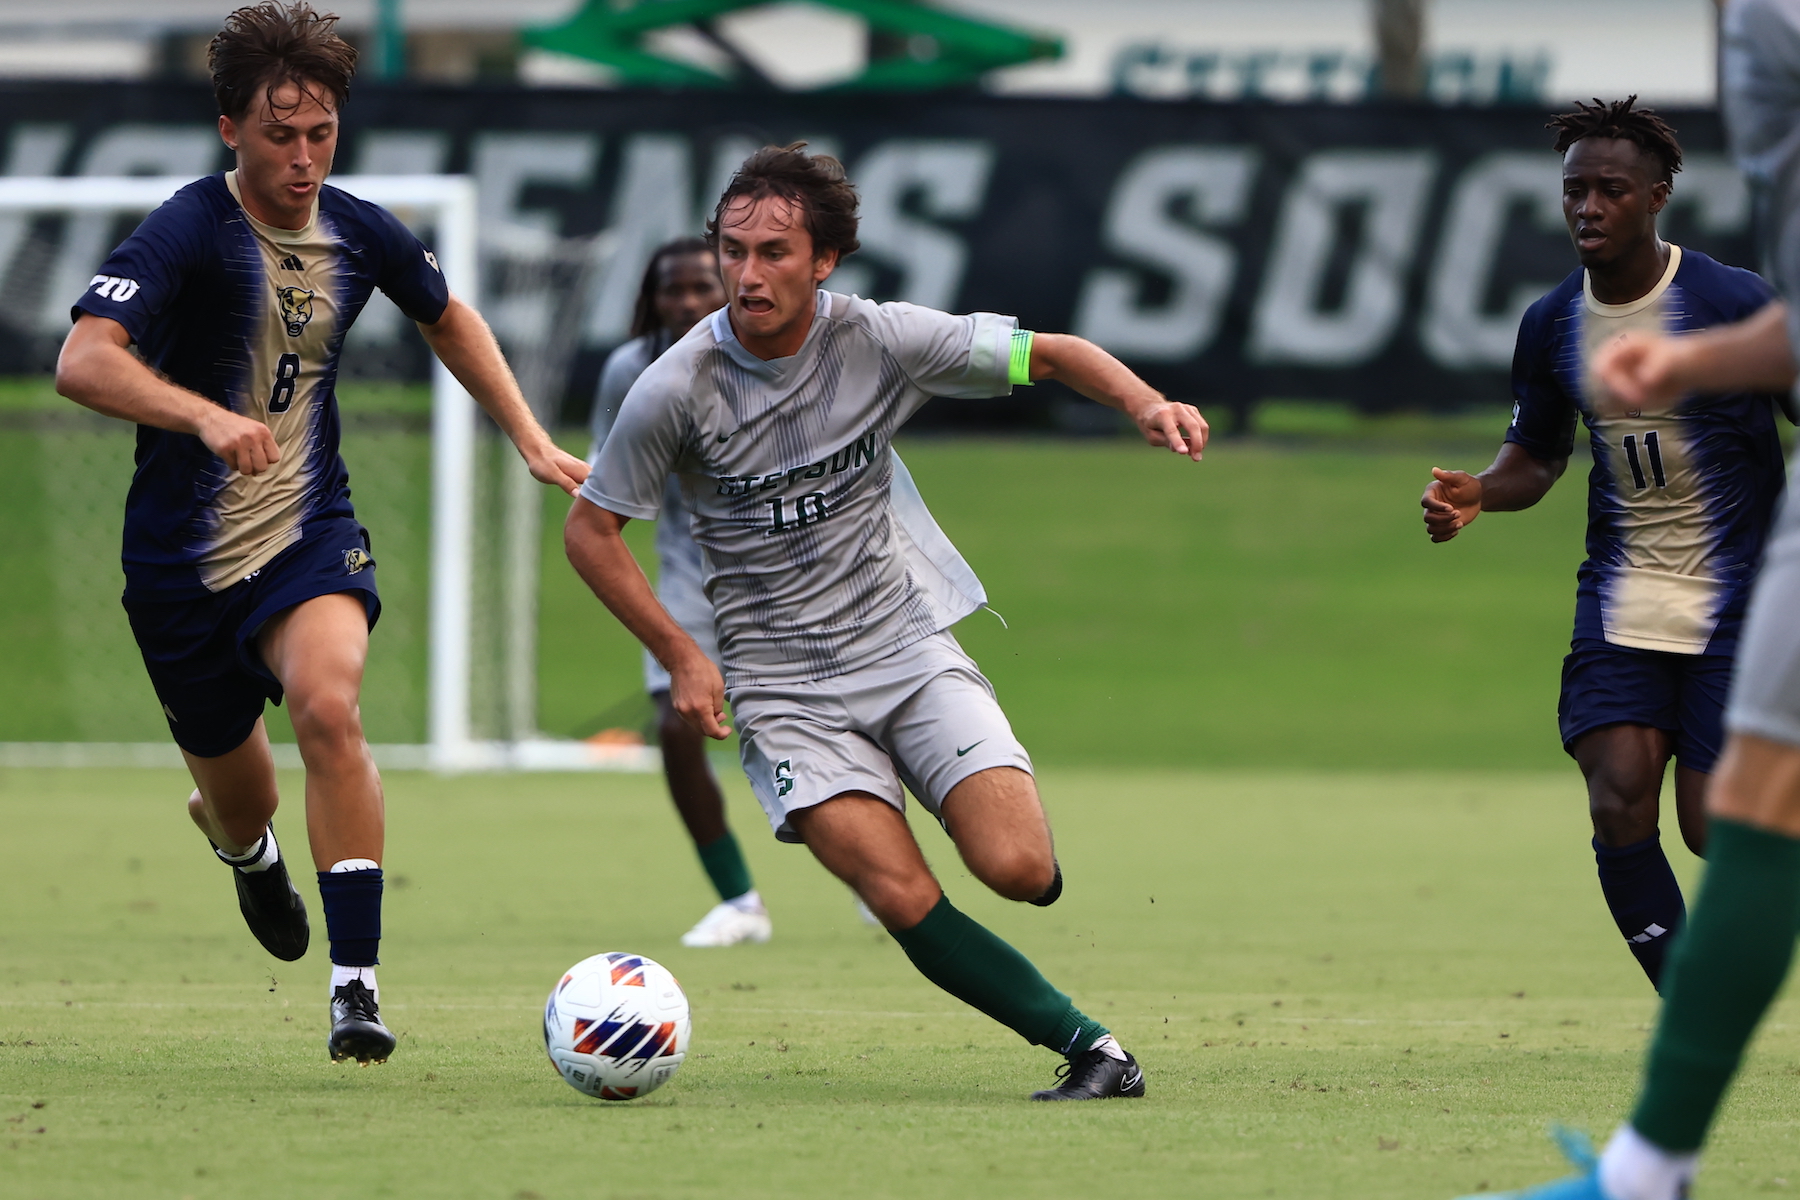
542, 952, 691, 1100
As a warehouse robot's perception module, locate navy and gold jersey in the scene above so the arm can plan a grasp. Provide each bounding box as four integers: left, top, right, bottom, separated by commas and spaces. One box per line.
1506, 245, 1785, 655
72, 171, 448, 598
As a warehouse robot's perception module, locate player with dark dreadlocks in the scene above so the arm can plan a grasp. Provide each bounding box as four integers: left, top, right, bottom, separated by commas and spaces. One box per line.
1419, 95, 1788, 992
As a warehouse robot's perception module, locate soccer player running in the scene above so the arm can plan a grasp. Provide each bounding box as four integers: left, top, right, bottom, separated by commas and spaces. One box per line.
566, 145, 1206, 1100
1450, 4, 1800, 1197
1419, 98, 1787, 992
588, 237, 775, 948
53, 2, 586, 1064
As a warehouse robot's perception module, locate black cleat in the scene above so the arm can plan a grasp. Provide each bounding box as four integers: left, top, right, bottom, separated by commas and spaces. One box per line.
329, 980, 395, 1064
1030, 1045, 1145, 1101
1029, 859, 1063, 907
225, 840, 309, 962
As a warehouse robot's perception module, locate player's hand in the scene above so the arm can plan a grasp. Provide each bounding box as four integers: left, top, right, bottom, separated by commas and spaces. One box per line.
197, 407, 281, 477
1136, 401, 1209, 461
1592, 331, 1685, 416
528, 444, 590, 496
669, 651, 731, 740
1421, 467, 1482, 542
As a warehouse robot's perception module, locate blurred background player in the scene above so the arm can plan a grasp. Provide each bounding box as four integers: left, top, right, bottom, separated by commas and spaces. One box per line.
53, 2, 586, 1064
1418, 97, 1786, 991
1456, 2, 1800, 1196
566, 144, 1208, 1100
587, 236, 772, 948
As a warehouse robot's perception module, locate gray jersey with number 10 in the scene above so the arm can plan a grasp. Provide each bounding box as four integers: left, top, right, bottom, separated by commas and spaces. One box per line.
581, 290, 1017, 689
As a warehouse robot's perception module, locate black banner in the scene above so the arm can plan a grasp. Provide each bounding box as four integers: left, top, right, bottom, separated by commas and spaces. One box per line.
0, 84, 1751, 426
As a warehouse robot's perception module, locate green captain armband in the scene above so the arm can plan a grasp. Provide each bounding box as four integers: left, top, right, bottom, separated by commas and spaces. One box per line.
1008, 328, 1035, 387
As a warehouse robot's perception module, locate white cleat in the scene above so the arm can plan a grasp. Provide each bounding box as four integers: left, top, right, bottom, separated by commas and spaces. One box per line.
680, 898, 773, 947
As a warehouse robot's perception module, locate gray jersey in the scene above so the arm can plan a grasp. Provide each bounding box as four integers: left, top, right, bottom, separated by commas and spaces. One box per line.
1726, 0, 1800, 359
1720, 0, 1800, 748
588, 332, 707, 636
581, 290, 1019, 687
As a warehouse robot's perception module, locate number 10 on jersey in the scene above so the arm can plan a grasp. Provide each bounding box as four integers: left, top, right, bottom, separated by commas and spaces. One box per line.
765, 493, 829, 535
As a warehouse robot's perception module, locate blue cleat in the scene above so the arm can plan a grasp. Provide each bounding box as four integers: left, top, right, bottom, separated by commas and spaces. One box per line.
1455, 1127, 1608, 1200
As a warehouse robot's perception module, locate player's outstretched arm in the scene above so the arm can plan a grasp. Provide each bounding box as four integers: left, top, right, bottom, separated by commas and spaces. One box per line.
56, 314, 281, 476
1029, 333, 1208, 461
1594, 302, 1796, 414
1420, 443, 1566, 543
563, 498, 731, 739
418, 294, 589, 496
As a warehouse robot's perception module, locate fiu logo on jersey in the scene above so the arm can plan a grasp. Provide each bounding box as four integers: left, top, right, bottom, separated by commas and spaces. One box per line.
276, 286, 314, 337
88, 274, 140, 302
343, 547, 373, 575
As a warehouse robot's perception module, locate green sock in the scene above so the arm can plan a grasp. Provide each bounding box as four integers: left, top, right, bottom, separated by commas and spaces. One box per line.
890, 894, 1110, 1057
1632, 818, 1800, 1151
694, 830, 753, 902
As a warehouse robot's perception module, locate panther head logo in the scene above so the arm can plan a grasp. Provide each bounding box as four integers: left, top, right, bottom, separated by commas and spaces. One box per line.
343, 547, 373, 575
276, 286, 314, 337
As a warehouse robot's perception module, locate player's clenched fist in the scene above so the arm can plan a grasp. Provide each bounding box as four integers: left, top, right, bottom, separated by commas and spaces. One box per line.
197, 406, 282, 477
668, 650, 731, 740
1421, 467, 1482, 542
527, 444, 591, 497
1136, 401, 1209, 460
1592, 331, 1683, 415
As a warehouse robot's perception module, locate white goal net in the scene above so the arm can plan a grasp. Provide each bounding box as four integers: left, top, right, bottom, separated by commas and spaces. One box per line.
0, 174, 648, 772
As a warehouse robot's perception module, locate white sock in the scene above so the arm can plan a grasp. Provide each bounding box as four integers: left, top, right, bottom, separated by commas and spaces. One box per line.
1598, 1125, 1698, 1200
726, 889, 765, 914
216, 826, 280, 874
1088, 1033, 1128, 1061
330, 964, 379, 1002
329, 858, 380, 873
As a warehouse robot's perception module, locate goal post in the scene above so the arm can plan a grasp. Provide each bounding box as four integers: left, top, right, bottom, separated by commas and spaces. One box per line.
0, 174, 650, 773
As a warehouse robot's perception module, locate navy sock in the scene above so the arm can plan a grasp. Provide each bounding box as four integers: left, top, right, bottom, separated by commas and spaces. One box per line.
1593, 835, 1685, 990
316, 868, 383, 967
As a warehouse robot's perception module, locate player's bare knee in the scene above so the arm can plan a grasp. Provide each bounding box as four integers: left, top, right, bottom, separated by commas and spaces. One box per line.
1588, 782, 1659, 845
288, 689, 364, 753
974, 845, 1055, 902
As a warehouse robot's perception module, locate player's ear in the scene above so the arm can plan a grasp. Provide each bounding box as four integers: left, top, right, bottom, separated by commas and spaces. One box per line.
811, 247, 839, 283
218, 114, 238, 153
1648, 178, 1671, 215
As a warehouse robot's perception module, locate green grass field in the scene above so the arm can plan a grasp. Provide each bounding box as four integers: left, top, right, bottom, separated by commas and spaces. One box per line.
3, 377, 1586, 768
7, 766, 1795, 1199
6, 381, 1796, 1196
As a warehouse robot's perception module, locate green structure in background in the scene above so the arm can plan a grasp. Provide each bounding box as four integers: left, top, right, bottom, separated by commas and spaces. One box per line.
525, 0, 1060, 91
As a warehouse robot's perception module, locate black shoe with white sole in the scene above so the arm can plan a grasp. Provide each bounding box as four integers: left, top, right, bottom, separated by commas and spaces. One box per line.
227, 849, 309, 962
328, 980, 396, 1064
1030, 1046, 1145, 1101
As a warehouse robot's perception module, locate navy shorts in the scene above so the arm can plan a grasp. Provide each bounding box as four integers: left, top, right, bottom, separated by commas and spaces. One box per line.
1558, 638, 1734, 773
123, 519, 380, 758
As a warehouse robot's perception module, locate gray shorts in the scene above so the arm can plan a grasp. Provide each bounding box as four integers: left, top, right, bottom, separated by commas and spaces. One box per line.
731, 630, 1034, 843
1727, 479, 1800, 747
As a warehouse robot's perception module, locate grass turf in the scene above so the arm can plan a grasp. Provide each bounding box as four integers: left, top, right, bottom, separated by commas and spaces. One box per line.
3, 376, 1588, 769
6, 764, 1795, 1199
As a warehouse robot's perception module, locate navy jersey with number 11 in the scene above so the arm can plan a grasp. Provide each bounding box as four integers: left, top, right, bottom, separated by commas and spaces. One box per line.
1505, 245, 1786, 656
72, 170, 449, 599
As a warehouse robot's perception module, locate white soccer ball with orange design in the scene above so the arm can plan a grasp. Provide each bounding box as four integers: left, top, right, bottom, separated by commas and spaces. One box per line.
542, 952, 690, 1100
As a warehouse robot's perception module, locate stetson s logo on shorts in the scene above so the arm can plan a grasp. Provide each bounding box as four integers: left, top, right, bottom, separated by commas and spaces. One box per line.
344, 547, 372, 574
774, 758, 794, 798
